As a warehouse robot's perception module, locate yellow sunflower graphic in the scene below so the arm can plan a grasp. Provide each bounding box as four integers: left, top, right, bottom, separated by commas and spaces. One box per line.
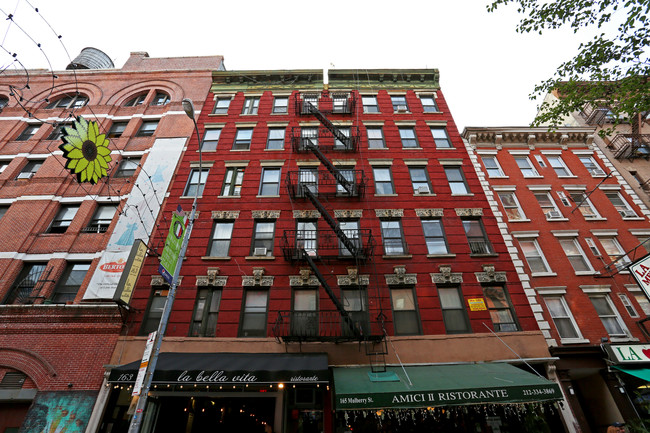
59, 116, 112, 184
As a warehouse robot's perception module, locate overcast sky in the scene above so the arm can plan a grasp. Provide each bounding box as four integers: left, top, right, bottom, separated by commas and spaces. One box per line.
1, 0, 593, 131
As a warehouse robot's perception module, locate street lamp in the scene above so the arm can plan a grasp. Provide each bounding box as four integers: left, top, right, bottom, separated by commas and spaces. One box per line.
127, 98, 203, 433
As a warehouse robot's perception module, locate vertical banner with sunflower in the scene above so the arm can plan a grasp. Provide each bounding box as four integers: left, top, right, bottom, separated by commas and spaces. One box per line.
59, 116, 112, 184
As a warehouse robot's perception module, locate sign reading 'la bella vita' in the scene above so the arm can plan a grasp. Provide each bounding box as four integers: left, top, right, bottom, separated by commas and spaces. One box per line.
606, 344, 650, 364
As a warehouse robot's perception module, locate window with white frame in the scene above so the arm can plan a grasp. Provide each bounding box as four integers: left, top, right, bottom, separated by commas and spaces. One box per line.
534, 192, 563, 219
367, 127, 385, 149
250, 221, 275, 257
518, 238, 552, 274
568, 190, 600, 219
272, 96, 288, 114
151, 92, 170, 106
16, 160, 44, 179
462, 219, 493, 255
334, 127, 351, 149
559, 238, 594, 273
482, 156, 505, 177
546, 155, 573, 177
362, 96, 379, 113
48, 205, 79, 234
373, 167, 395, 195
497, 191, 526, 221
301, 127, 319, 147
296, 220, 318, 256
544, 296, 583, 340
514, 156, 539, 177
444, 167, 470, 195
241, 96, 260, 115
618, 293, 639, 318
421, 219, 449, 255
239, 289, 269, 337
579, 156, 606, 176
339, 220, 361, 256
208, 221, 234, 257
221, 167, 244, 197
483, 286, 518, 332
212, 97, 231, 114
399, 127, 419, 148
390, 287, 421, 335
438, 286, 471, 334
233, 128, 253, 150
408, 166, 432, 194
430, 127, 452, 148
604, 191, 637, 218
391, 95, 408, 112
633, 294, 650, 315
589, 295, 629, 337
380, 220, 406, 255
183, 168, 209, 197
598, 237, 631, 271
419, 94, 438, 112
266, 128, 285, 150
202, 129, 221, 151
259, 167, 281, 196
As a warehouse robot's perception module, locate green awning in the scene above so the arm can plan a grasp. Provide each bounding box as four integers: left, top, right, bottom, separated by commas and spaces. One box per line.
613, 366, 650, 382
333, 363, 562, 410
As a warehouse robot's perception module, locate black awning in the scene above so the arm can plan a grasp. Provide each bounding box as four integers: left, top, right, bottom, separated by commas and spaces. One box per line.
108, 352, 329, 385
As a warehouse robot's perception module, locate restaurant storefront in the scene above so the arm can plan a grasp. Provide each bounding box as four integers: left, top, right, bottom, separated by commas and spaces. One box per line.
332, 363, 565, 433
604, 343, 650, 423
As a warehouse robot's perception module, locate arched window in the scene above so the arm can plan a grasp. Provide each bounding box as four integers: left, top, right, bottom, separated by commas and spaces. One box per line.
124, 93, 148, 107
45, 94, 88, 109
151, 92, 170, 106
0, 96, 8, 111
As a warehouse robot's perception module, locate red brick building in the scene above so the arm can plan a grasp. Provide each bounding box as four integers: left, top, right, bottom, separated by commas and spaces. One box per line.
462, 126, 650, 432
104, 69, 567, 433
0, 50, 222, 432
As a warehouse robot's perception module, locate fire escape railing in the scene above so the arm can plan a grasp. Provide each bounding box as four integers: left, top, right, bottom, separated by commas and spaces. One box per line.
294, 92, 356, 116
281, 229, 374, 262
608, 134, 650, 160
580, 104, 611, 126
290, 126, 360, 153
286, 169, 366, 199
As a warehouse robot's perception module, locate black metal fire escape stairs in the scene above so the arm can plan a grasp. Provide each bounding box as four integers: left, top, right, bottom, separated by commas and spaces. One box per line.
297, 99, 387, 372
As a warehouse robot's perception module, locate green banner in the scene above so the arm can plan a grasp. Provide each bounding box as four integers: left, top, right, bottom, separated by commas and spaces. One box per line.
158, 209, 186, 284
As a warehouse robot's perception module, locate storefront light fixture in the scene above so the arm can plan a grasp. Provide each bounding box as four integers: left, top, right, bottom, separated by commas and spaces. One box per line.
278, 383, 284, 389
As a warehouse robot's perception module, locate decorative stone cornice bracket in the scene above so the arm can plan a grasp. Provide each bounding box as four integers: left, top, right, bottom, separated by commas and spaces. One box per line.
431, 265, 463, 285
212, 210, 240, 220
289, 268, 320, 287
455, 208, 483, 217
415, 208, 443, 218
475, 265, 507, 283
196, 267, 228, 287
385, 265, 417, 285
242, 267, 274, 287
293, 210, 321, 219
334, 209, 363, 219
337, 267, 370, 286
251, 210, 281, 220
375, 209, 404, 218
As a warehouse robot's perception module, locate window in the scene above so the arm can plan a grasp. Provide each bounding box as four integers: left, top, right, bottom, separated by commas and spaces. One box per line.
482, 156, 505, 177
634, 294, 650, 315
259, 168, 281, 196
497, 191, 526, 221
239, 289, 269, 337
409, 167, 431, 194
579, 156, 605, 176
221, 167, 244, 197
292, 289, 318, 337
151, 92, 170, 106
518, 239, 551, 274
46, 123, 70, 140
125, 94, 147, 107
301, 127, 318, 148
568, 191, 600, 219
108, 122, 128, 138
514, 156, 539, 177
3, 263, 46, 304
114, 157, 140, 178
299, 167, 318, 196
559, 238, 593, 273
419, 94, 438, 112
183, 168, 209, 197
391, 95, 408, 112
367, 127, 385, 149
301, 94, 319, 111
431, 127, 452, 148
0, 206, 8, 220
399, 127, 418, 148
534, 192, 562, 219
605, 191, 636, 218
334, 127, 351, 149
202, 129, 221, 151
336, 166, 355, 195
233, 128, 253, 150
272, 96, 288, 114
16, 160, 43, 180
136, 120, 158, 137
266, 128, 285, 150
599, 237, 631, 271
208, 221, 234, 257
45, 95, 88, 109
339, 220, 361, 256
483, 286, 518, 332
463, 219, 493, 255
391, 288, 421, 335
48, 205, 79, 233
590, 295, 628, 337
0, 96, 8, 111
51, 263, 89, 303
438, 287, 471, 334
296, 221, 318, 256
372, 167, 394, 194
547, 155, 572, 177
362, 96, 379, 113
241, 96, 260, 115
0, 161, 8, 173
190, 288, 222, 337
618, 293, 639, 318
141, 288, 167, 335
86, 205, 117, 233
380, 220, 406, 255
16, 124, 40, 141
212, 97, 231, 114
544, 297, 583, 340
444, 167, 470, 194
421, 219, 449, 255
251, 221, 275, 256
342, 288, 369, 335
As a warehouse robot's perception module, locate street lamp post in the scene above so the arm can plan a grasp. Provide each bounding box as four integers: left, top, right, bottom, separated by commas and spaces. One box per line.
127, 98, 203, 433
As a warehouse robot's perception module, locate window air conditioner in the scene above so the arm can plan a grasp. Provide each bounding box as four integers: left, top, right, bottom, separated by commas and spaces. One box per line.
590, 169, 605, 176
253, 247, 268, 256
417, 186, 430, 194
546, 210, 562, 219
16, 172, 34, 180
396, 105, 408, 112
620, 210, 637, 218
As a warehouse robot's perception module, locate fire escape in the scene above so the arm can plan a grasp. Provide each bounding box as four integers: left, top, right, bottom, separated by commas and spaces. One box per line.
275, 91, 387, 371
608, 112, 650, 161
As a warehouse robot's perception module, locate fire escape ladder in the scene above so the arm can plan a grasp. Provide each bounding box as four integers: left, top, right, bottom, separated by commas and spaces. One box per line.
301, 249, 358, 337
301, 186, 359, 257
304, 140, 353, 194
365, 337, 388, 373
304, 102, 350, 147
